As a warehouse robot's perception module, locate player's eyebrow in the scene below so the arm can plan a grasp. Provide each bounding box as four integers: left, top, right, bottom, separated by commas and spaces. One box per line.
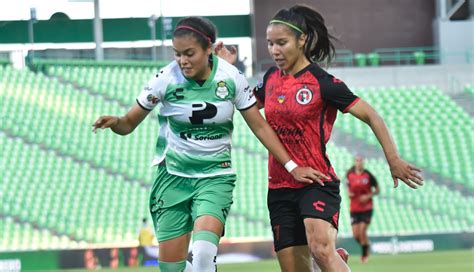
173, 48, 195, 54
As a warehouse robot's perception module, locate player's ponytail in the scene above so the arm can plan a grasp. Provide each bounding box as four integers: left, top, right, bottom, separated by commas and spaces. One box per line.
271, 5, 336, 65
174, 17, 217, 49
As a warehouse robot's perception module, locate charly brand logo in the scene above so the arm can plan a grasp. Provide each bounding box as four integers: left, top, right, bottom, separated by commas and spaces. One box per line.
296, 87, 313, 105
215, 81, 229, 99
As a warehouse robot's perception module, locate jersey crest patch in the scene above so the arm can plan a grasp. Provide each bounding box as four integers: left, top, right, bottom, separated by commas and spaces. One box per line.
215, 81, 230, 99
296, 87, 313, 105
146, 94, 159, 104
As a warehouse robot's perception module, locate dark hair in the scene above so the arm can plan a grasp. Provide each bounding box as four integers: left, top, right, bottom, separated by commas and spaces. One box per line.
173, 16, 217, 49
271, 5, 336, 65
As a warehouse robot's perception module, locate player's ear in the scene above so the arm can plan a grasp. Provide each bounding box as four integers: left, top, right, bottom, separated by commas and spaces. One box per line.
206, 43, 213, 56
298, 33, 307, 49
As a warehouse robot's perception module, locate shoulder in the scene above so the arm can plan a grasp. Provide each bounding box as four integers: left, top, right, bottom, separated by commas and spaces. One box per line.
365, 170, 376, 178
346, 167, 355, 177
216, 56, 242, 77
262, 66, 279, 82
307, 65, 347, 89
148, 61, 180, 85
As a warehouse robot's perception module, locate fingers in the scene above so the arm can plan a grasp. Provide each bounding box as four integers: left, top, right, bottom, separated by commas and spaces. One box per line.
103, 118, 117, 129
298, 168, 329, 186
307, 173, 324, 186
409, 166, 424, 186
92, 116, 115, 133
298, 177, 314, 184
214, 41, 224, 54
409, 165, 422, 173
401, 175, 418, 189
229, 45, 237, 54
409, 173, 424, 186
392, 177, 399, 188
92, 118, 104, 133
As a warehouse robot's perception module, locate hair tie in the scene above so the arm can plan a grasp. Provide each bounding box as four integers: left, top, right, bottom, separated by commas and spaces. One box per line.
269, 20, 305, 34
175, 25, 212, 43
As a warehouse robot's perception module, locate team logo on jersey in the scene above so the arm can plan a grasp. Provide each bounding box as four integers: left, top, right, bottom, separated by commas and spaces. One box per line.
278, 95, 285, 103
296, 87, 313, 105
215, 81, 230, 99
362, 178, 369, 184
146, 94, 159, 104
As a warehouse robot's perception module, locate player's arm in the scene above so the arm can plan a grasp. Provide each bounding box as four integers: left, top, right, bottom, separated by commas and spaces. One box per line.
346, 176, 355, 198
92, 103, 150, 135
368, 171, 380, 197
240, 105, 328, 185
372, 184, 380, 196
348, 100, 423, 189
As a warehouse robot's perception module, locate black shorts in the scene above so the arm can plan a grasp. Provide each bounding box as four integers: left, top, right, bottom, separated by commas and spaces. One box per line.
350, 210, 373, 225
267, 181, 341, 252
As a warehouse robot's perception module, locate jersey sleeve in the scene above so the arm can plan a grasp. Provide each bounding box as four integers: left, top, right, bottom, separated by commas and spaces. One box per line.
253, 66, 278, 105
366, 170, 378, 187
136, 70, 166, 111
233, 71, 256, 111
345, 169, 353, 188
319, 75, 360, 113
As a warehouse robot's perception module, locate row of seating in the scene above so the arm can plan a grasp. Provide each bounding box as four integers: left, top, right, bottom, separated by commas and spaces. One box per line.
334, 86, 473, 188
1, 64, 472, 251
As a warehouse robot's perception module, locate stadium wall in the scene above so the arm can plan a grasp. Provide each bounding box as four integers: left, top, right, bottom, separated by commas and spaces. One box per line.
251, 0, 436, 63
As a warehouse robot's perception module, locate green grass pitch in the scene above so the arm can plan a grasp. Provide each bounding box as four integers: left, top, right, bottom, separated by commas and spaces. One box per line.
50, 249, 474, 272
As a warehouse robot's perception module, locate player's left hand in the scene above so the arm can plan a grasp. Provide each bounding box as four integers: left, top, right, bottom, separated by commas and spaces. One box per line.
388, 157, 424, 189
290, 166, 329, 186
359, 194, 371, 203
214, 41, 237, 65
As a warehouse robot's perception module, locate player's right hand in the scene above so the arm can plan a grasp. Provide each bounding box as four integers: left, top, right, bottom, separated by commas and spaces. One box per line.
290, 167, 329, 186
214, 41, 238, 65
92, 116, 119, 133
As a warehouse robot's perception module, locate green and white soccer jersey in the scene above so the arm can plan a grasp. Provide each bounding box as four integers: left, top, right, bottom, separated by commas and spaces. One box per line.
137, 55, 256, 177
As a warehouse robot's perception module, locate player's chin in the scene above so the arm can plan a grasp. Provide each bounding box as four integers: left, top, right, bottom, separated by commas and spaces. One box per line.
181, 68, 194, 77
274, 60, 286, 70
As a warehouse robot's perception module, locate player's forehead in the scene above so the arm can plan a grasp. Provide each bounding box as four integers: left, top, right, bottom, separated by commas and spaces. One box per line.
355, 156, 364, 162
266, 24, 295, 41
172, 35, 201, 52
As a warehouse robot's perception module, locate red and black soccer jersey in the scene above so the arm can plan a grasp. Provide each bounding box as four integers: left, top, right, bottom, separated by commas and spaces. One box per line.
346, 169, 378, 212
254, 64, 360, 189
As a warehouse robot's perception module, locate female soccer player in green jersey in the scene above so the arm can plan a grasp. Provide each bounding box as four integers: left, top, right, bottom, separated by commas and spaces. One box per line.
93, 16, 326, 272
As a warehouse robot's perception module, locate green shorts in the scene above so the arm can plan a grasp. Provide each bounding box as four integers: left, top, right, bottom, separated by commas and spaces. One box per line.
149, 164, 236, 242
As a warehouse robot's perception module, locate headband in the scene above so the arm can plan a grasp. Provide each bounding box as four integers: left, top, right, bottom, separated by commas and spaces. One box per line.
269, 19, 305, 34
175, 25, 212, 43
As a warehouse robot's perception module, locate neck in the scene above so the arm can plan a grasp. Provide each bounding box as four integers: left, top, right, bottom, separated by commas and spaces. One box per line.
355, 168, 364, 174
194, 65, 211, 81
283, 56, 311, 76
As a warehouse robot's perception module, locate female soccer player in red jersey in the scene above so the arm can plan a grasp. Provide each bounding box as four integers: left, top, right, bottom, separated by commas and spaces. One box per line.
217, 4, 423, 272
346, 156, 380, 263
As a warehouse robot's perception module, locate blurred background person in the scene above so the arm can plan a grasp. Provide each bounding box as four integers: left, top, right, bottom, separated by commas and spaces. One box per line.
346, 155, 380, 263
